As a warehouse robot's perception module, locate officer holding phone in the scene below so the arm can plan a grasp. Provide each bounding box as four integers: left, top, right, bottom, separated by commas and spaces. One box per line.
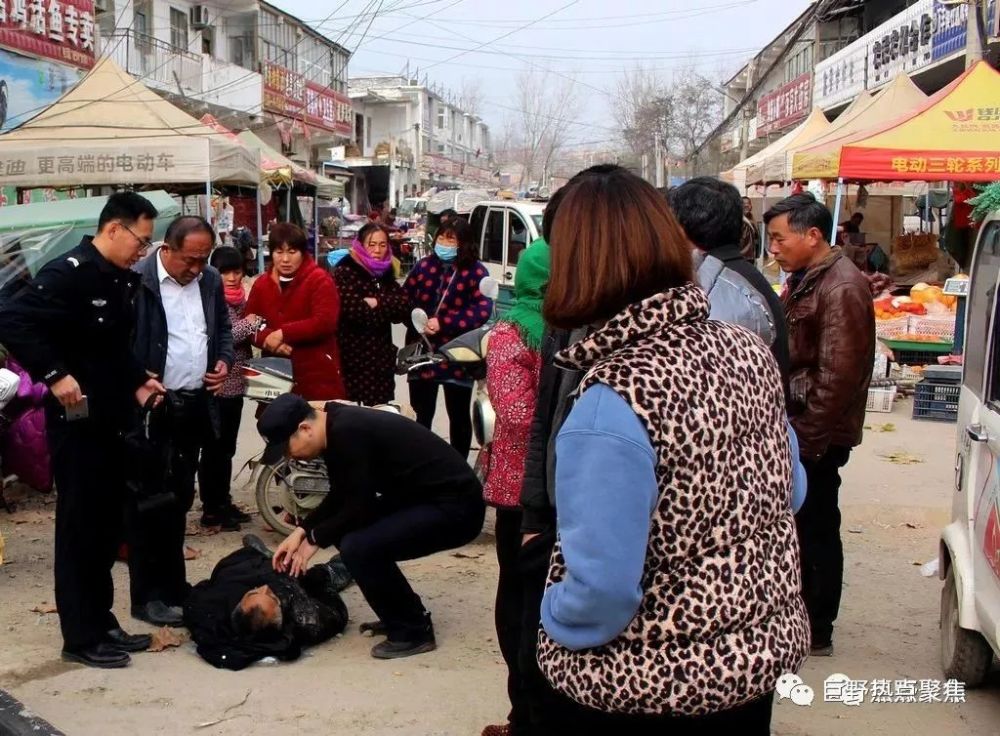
0, 193, 166, 669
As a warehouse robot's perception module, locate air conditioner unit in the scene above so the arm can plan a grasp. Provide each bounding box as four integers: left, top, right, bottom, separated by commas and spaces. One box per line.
190, 6, 210, 30
94, 0, 109, 14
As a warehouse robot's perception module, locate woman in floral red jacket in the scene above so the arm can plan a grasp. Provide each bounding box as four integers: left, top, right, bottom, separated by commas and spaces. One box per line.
403, 219, 492, 458
481, 238, 548, 736
246, 223, 346, 401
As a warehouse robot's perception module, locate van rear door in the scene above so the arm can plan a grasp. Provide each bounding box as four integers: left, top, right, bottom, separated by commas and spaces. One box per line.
961, 219, 1000, 650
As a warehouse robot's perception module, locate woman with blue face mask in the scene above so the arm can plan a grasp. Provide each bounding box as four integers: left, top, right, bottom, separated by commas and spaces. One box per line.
403, 219, 493, 458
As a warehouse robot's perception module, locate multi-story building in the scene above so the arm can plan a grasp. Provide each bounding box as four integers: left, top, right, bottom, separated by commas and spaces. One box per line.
711, 0, 1000, 177
346, 75, 492, 208
98, 0, 352, 168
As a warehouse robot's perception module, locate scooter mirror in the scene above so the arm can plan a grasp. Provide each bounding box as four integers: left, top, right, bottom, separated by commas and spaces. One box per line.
479, 276, 501, 300
411, 308, 429, 334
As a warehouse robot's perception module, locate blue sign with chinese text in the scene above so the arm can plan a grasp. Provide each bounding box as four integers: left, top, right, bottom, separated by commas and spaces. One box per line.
933, 0, 997, 61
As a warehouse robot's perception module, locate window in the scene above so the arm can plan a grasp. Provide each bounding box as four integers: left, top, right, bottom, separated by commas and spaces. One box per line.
366, 117, 372, 149
967, 221, 1000, 398
483, 209, 505, 264
230, 34, 255, 70
437, 105, 445, 130
169, 7, 188, 51
355, 113, 364, 148
259, 10, 297, 69
507, 214, 528, 266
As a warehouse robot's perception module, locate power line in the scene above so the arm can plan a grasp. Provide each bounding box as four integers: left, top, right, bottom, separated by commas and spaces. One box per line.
420, 0, 580, 72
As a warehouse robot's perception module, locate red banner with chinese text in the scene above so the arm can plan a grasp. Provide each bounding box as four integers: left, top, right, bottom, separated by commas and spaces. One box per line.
262, 60, 352, 137
0, 0, 96, 69
839, 147, 1000, 182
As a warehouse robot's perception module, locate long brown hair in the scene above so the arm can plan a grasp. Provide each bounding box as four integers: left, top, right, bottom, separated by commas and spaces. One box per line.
543, 168, 694, 329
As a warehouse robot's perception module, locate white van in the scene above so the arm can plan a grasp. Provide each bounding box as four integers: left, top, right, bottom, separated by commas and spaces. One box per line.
469, 201, 545, 286
939, 211, 1000, 686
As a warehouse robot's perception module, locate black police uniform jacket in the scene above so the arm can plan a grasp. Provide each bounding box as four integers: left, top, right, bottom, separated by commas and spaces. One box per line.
0, 236, 147, 429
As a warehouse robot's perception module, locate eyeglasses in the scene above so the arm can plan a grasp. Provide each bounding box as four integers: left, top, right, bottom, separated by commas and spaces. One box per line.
121, 223, 154, 252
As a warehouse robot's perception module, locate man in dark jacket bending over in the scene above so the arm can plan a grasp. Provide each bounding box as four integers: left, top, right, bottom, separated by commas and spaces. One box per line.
258, 394, 485, 659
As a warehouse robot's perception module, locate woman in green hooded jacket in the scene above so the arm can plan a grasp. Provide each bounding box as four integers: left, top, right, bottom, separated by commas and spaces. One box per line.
480, 239, 549, 736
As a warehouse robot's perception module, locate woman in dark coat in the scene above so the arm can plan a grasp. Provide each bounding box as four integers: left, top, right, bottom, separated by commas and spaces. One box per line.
333, 223, 410, 406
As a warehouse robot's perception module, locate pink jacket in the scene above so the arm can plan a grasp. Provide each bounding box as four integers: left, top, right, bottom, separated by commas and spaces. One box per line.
2, 358, 52, 492
482, 322, 541, 508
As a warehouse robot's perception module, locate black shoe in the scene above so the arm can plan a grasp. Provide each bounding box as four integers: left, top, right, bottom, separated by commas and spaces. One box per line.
224, 503, 253, 524
243, 533, 274, 559
200, 511, 240, 532
131, 601, 184, 627
62, 643, 131, 669
104, 628, 152, 653
371, 635, 437, 660
359, 620, 388, 638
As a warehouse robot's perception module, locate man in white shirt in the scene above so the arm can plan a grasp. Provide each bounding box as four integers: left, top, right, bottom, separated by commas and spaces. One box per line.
130, 216, 235, 627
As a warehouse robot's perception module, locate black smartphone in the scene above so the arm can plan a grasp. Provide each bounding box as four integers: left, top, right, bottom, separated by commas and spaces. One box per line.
65, 395, 89, 422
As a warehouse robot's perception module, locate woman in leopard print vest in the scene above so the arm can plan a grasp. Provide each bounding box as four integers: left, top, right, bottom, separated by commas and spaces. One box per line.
536, 168, 810, 733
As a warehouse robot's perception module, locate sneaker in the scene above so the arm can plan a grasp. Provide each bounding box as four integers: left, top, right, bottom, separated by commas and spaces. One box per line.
359, 620, 388, 638
481, 726, 511, 736
811, 642, 834, 657
223, 503, 253, 524
370, 635, 437, 660
200, 511, 240, 532
242, 533, 274, 558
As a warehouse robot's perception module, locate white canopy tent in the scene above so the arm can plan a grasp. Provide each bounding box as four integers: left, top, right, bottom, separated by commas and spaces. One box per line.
0, 58, 259, 189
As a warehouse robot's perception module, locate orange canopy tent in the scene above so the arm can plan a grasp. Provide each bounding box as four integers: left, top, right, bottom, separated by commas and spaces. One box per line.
837, 61, 1000, 182
791, 74, 927, 181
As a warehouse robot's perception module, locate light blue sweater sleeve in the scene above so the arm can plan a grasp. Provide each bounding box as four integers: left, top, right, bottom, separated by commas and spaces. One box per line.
788, 418, 808, 514
541, 384, 658, 651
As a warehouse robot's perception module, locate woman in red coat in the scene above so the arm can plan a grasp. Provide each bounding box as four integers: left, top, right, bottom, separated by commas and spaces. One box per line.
246, 223, 346, 401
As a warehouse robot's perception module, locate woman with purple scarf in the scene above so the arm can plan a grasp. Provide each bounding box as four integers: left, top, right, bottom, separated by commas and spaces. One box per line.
333, 223, 411, 406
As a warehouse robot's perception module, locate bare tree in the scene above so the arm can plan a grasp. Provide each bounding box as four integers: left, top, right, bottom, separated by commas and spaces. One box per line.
613, 64, 723, 179
665, 66, 724, 175
614, 64, 671, 158
456, 77, 484, 117
507, 68, 580, 189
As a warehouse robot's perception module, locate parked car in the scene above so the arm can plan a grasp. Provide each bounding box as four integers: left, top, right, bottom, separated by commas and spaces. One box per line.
468, 200, 545, 286
939, 209, 1000, 687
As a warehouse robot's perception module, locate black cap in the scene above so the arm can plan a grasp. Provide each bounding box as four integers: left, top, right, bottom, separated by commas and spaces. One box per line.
257, 393, 313, 465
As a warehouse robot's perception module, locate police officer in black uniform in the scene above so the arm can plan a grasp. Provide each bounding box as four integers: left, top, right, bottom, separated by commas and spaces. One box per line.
0, 192, 165, 668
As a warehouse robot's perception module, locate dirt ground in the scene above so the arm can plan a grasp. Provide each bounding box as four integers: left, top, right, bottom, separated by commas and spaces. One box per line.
2, 395, 1000, 736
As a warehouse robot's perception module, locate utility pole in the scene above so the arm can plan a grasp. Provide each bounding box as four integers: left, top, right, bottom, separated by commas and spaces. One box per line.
740, 59, 756, 161
654, 133, 663, 188
966, 0, 985, 68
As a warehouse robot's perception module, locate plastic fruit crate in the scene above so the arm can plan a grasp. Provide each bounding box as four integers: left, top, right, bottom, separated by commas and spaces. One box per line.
912, 380, 960, 422
875, 316, 910, 339
866, 385, 897, 413
880, 337, 954, 366
872, 353, 889, 380
909, 315, 957, 341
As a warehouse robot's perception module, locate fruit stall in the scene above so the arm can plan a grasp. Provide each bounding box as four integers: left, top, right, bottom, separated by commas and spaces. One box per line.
870, 277, 966, 422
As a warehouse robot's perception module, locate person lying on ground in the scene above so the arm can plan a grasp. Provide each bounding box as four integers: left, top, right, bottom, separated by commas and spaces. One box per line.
182, 534, 351, 671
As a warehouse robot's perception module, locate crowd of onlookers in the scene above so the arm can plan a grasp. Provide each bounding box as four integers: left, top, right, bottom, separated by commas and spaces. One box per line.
0, 166, 876, 735
477, 167, 874, 735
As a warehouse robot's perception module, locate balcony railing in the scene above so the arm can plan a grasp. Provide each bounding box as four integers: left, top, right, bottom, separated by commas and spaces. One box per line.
106, 30, 204, 95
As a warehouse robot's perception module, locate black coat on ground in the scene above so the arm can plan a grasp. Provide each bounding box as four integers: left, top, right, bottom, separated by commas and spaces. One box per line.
183, 548, 348, 671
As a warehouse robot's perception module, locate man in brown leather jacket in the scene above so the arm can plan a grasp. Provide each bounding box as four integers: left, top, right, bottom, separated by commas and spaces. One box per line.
765, 193, 875, 657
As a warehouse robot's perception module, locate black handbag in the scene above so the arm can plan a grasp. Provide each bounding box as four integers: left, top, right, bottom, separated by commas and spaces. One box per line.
123, 393, 177, 516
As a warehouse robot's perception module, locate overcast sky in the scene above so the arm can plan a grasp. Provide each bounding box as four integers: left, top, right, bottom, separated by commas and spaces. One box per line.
271, 0, 812, 147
